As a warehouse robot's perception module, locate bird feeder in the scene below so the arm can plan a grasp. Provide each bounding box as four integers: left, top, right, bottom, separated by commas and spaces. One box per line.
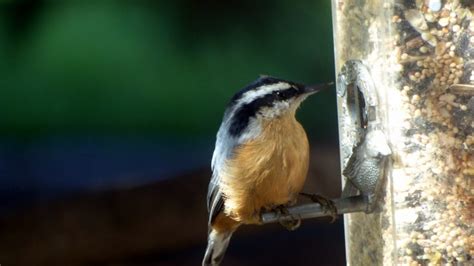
332, 0, 473, 265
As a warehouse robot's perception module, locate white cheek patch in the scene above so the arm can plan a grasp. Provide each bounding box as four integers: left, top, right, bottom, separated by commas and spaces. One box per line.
235, 100, 291, 143
259, 100, 290, 118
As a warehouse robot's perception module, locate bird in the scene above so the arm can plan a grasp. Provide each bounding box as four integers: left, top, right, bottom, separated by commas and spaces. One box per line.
203, 76, 332, 266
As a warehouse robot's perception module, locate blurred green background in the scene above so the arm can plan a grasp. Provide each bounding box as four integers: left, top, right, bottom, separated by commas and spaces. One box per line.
0, 0, 335, 137
0, 1, 341, 265
0, 0, 336, 196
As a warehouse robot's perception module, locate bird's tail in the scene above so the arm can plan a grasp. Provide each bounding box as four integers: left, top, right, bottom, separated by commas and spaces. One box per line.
202, 229, 233, 266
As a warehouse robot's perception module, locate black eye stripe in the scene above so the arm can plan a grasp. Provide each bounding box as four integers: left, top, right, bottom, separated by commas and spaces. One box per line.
275, 87, 299, 99
228, 87, 302, 136
229, 93, 275, 136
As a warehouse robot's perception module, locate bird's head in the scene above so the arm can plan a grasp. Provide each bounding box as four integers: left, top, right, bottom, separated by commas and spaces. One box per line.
225, 76, 332, 137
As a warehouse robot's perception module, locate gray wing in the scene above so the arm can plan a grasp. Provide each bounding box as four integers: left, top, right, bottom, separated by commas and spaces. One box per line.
207, 114, 239, 225
207, 173, 224, 225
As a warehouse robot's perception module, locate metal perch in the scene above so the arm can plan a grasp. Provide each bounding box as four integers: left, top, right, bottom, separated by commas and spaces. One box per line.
261, 195, 368, 224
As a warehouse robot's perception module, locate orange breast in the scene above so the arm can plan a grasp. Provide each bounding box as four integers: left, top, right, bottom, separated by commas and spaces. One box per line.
219, 114, 310, 224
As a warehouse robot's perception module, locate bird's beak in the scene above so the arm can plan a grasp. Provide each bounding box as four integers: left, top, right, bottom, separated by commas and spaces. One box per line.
303, 82, 334, 95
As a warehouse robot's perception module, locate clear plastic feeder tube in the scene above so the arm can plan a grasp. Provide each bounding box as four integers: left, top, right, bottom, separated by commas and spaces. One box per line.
332, 0, 473, 265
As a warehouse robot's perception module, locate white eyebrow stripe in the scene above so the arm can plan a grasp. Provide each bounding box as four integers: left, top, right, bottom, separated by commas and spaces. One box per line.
237, 82, 291, 105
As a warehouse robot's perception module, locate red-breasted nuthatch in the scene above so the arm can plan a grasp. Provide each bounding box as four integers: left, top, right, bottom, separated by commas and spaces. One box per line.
203, 76, 331, 266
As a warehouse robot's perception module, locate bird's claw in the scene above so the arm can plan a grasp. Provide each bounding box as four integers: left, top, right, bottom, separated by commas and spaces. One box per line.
300, 193, 338, 222
275, 205, 301, 231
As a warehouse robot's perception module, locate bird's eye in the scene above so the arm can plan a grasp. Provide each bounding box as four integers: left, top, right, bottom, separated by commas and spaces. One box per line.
276, 87, 299, 100
274, 91, 282, 100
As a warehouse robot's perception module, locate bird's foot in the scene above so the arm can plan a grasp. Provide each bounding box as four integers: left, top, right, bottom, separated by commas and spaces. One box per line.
275, 205, 301, 231
300, 193, 338, 222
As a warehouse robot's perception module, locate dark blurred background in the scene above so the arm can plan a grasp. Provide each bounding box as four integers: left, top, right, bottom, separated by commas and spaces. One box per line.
0, 0, 343, 265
